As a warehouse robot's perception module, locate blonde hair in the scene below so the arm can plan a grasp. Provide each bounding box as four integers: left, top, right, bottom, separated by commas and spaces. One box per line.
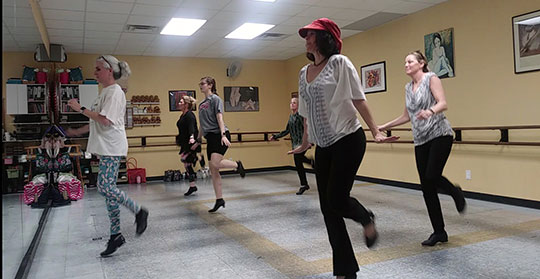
408, 50, 429, 72
182, 95, 197, 110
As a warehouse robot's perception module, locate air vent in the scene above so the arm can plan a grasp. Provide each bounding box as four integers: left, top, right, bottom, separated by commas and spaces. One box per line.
257, 32, 289, 40
125, 24, 159, 33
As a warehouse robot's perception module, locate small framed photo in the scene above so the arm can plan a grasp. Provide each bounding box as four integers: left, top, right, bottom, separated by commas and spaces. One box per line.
512, 10, 540, 74
223, 86, 259, 112
169, 90, 196, 112
360, 61, 386, 94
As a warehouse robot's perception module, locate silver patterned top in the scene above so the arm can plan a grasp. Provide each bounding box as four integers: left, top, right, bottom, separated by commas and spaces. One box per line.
406, 72, 453, 146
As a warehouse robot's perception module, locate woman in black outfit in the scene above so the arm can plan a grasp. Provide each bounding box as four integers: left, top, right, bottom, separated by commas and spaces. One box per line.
176, 95, 200, 196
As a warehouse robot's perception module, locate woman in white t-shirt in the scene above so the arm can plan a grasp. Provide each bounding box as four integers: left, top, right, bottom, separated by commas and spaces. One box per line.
290, 18, 398, 279
67, 55, 148, 257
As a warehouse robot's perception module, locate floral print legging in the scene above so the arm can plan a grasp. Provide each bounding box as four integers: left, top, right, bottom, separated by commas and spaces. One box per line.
98, 156, 140, 235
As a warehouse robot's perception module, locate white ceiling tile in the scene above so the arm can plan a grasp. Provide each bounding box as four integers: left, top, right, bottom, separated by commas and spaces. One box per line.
85, 30, 122, 39
170, 48, 201, 57
3, 17, 37, 28
86, 12, 129, 24
270, 24, 302, 35
45, 19, 84, 30
171, 8, 219, 19
86, 0, 134, 14
281, 16, 319, 27
50, 36, 83, 44
84, 46, 117, 54
406, 0, 447, 4
41, 9, 85, 21
317, 0, 402, 11
150, 35, 190, 47
6, 26, 40, 36
84, 39, 118, 46
384, 1, 432, 14
2, 0, 31, 8
12, 34, 41, 43
180, 0, 232, 10
48, 28, 84, 37
116, 39, 152, 48
131, 4, 177, 17
39, 0, 86, 11
136, 0, 182, 6
222, 0, 307, 16
297, 6, 342, 18
114, 49, 145, 56
119, 32, 157, 42
2, 6, 33, 18
126, 15, 170, 26
86, 22, 125, 32
329, 9, 378, 21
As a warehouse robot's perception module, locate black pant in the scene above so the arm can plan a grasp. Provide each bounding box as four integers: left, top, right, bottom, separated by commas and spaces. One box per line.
315, 129, 371, 276
293, 151, 311, 186
414, 135, 459, 234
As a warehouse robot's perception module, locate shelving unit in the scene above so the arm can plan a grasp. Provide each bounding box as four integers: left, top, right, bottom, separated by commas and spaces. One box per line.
6, 83, 48, 115
129, 98, 161, 127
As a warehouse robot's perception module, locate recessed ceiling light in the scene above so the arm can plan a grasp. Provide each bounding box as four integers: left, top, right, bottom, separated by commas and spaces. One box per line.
225, 23, 275, 40
161, 18, 206, 36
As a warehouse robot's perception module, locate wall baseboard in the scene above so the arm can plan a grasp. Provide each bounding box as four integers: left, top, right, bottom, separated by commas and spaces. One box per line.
137, 166, 540, 210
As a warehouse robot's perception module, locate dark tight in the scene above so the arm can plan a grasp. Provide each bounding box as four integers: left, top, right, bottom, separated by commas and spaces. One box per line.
293, 151, 311, 186
414, 135, 460, 234
315, 129, 371, 276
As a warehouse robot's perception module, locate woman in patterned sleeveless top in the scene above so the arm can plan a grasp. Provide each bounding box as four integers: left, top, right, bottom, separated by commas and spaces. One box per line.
378, 51, 466, 246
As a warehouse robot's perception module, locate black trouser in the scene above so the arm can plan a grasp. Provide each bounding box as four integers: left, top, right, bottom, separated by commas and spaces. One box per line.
315, 129, 371, 276
293, 151, 311, 186
414, 135, 458, 234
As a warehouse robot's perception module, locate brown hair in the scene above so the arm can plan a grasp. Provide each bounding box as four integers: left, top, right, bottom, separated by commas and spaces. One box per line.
200, 76, 217, 95
408, 50, 429, 72
182, 95, 196, 110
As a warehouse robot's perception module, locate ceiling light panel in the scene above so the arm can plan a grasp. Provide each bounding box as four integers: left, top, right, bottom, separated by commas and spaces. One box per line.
225, 23, 275, 40
161, 18, 207, 36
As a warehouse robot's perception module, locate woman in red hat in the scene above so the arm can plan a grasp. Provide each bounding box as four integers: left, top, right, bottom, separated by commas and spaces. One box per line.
290, 18, 398, 279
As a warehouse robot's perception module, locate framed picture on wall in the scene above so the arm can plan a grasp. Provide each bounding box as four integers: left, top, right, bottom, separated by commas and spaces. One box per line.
512, 10, 540, 74
360, 61, 386, 94
223, 86, 259, 112
424, 28, 455, 79
169, 90, 196, 112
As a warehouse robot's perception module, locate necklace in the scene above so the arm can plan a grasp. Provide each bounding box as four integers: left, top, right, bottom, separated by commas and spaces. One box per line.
313, 57, 328, 67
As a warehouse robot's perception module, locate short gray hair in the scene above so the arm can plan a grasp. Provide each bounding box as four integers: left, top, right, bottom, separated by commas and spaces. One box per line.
97, 55, 131, 80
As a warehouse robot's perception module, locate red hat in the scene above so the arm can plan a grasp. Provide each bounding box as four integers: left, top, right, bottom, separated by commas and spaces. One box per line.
299, 18, 342, 53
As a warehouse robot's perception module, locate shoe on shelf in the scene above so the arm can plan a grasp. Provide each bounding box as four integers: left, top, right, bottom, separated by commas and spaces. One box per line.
184, 186, 198, 196
100, 233, 125, 257
364, 210, 378, 248
421, 232, 448, 246
296, 185, 310, 195
453, 185, 467, 214
209, 198, 225, 213
135, 207, 149, 236
236, 161, 246, 178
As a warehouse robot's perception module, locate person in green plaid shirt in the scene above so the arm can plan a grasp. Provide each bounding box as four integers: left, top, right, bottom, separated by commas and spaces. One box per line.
271, 97, 314, 195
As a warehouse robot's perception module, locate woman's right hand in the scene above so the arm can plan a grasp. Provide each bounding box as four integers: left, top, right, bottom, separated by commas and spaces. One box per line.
65, 128, 78, 137
287, 142, 311, 155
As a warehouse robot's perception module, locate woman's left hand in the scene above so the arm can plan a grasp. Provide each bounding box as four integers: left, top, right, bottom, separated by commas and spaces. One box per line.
221, 136, 231, 147
416, 109, 433, 120
374, 131, 400, 143
67, 99, 82, 112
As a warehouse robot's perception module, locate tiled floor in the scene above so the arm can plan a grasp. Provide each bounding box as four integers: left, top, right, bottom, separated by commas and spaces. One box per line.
3, 170, 540, 279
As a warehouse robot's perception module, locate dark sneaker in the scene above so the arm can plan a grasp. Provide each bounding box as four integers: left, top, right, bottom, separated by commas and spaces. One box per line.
184, 186, 198, 196
100, 233, 125, 257
421, 231, 448, 246
296, 185, 310, 195
453, 185, 466, 214
135, 207, 148, 236
236, 161, 245, 178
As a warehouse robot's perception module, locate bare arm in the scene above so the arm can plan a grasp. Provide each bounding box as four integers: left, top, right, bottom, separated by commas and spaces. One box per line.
65, 124, 89, 137
67, 99, 111, 126
216, 112, 231, 147
379, 107, 410, 131
353, 99, 399, 143
416, 75, 448, 120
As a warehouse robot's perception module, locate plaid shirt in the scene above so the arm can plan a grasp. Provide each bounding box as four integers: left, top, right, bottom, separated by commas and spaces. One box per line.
273, 112, 304, 148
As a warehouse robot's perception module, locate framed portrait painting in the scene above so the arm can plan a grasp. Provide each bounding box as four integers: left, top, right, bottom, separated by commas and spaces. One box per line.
512, 10, 540, 74
360, 61, 386, 94
223, 86, 259, 112
424, 28, 455, 79
169, 90, 196, 112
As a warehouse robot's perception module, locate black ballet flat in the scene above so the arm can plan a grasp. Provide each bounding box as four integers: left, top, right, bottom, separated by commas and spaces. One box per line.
208, 198, 225, 213
364, 211, 378, 248
184, 186, 198, 196
421, 232, 448, 246
453, 185, 466, 214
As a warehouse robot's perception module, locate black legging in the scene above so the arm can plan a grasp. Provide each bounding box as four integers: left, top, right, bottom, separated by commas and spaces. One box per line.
315, 128, 372, 276
414, 135, 459, 234
293, 151, 311, 186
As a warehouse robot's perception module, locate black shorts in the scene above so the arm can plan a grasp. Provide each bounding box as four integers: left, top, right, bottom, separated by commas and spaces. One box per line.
205, 131, 231, 159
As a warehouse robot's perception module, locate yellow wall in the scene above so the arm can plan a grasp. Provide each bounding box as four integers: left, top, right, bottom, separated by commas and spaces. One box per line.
284, 0, 540, 200
3, 0, 539, 201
